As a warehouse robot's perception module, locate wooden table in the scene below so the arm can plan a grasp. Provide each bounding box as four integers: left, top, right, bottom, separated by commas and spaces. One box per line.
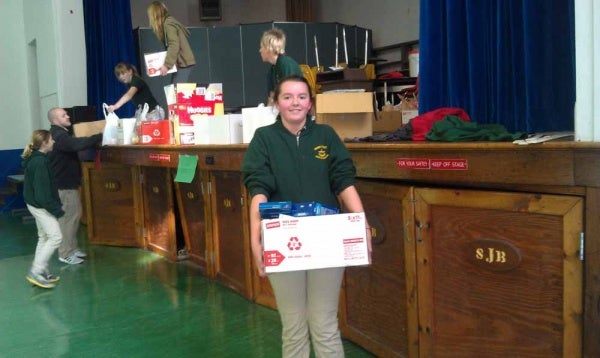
86, 142, 600, 358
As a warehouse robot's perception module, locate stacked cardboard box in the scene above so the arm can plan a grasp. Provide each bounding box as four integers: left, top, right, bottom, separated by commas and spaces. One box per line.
164, 83, 224, 144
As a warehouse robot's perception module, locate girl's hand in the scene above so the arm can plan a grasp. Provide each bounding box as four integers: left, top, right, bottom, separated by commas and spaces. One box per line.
107, 105, 116, 113
251, 240, 266, 277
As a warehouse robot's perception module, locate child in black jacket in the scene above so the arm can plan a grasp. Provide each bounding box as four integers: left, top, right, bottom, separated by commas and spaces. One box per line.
22, 130, 64, 288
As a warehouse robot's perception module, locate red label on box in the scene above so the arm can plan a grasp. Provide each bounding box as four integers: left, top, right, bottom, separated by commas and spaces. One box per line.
171, 86, 224, 126
140, 120, 172, 145
265, 221, 281, 229
264, 250, 286, 267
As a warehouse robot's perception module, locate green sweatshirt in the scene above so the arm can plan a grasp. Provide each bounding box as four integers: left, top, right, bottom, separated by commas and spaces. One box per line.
22, 151, 64, 218
242, 117, 356, 208
268, 55, 303, 94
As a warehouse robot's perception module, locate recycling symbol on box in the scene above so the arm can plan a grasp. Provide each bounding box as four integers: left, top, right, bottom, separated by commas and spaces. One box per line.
287, 236, 302, 251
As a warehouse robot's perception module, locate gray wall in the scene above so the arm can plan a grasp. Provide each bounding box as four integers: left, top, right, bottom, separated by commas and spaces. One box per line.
131, 0, 287, 30
130, 0, 419, 47
314, 0, 419, 47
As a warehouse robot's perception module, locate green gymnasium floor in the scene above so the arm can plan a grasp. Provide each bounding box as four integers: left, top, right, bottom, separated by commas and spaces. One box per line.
0, 212, 375, 357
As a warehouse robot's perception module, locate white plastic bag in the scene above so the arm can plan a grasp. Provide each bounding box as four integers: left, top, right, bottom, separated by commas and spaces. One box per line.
134, 103, 150, 122
102, 103, 120, 145
146, 105, 165, 120
241, 104, 278, 143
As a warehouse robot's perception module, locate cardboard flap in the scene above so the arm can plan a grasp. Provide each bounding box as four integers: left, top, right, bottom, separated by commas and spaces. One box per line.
73, 120, 106, 137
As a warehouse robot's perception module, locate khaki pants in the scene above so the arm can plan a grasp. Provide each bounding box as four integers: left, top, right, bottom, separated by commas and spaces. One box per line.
27, 204, 63, 274
268, 267, 345, 358
57, 189, 82, 258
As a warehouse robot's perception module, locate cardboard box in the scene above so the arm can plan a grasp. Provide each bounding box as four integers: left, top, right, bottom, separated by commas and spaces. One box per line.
164, 83, 224, 144
373, 110, 403, 133
261, 212, 369, 273
73, 120, 105, 137
401, 109, 419, 124
316, 68, 368, 82
144, 51, 177, 77
139, 120, 173, 145
316, 69, 373, 93
316, 92, 374, 140
191, 114, 243, 145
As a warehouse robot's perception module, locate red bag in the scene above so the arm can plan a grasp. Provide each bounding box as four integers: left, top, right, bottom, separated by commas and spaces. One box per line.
410, 107, 470, 141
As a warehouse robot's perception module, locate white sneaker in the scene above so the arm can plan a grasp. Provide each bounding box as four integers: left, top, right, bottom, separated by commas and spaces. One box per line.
73, 249, 87, 258
59, 254, 84, 265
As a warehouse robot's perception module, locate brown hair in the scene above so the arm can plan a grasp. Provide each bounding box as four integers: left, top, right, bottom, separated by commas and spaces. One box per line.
114, 62, 139, 77
148, 1, 169, 42
21, 130, 51, 159
273, 75, 313, 102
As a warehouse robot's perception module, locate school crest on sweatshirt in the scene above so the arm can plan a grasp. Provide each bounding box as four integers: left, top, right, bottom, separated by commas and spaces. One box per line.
314, 145, 329, 160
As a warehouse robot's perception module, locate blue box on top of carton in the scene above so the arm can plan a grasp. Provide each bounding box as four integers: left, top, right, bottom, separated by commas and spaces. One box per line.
291, 202, 339, 217
259, 201, 292, 219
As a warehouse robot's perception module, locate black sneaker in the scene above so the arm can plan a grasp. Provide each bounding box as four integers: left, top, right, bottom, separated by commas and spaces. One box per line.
26, 272, 56, 289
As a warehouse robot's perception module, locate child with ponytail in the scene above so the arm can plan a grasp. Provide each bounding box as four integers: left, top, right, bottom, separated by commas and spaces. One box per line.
22, 130, 64, 288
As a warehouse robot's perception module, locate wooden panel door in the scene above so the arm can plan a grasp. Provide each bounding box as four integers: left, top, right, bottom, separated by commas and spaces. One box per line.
174, 170, 211, 274
339, 180, 415, 358
413, 188, 583, 358
142, 167, 177, 261
82, 163, 142, 247
211, 171, 253, 299
252, 275, 277, 310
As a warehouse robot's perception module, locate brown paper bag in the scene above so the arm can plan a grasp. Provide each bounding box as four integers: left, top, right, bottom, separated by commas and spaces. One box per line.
399, 93, 418, 125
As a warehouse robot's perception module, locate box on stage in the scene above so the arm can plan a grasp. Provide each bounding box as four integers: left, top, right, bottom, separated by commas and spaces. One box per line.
139, 120, 173, 145
316, 92, 374, 140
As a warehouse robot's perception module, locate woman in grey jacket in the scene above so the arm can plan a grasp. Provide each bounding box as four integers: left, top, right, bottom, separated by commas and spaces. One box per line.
147, 1, 196, 83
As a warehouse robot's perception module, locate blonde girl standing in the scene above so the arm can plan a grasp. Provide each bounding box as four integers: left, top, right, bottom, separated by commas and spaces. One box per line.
147, 1, 196, 83
22, 130, 64, 289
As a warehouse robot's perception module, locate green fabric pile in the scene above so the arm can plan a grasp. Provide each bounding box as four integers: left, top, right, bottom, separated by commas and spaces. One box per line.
426, 116, 526, 142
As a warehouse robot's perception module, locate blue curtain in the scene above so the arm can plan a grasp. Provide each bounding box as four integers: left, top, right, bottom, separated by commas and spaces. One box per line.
83, 0, 136, 119
419, 0, 575, 133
